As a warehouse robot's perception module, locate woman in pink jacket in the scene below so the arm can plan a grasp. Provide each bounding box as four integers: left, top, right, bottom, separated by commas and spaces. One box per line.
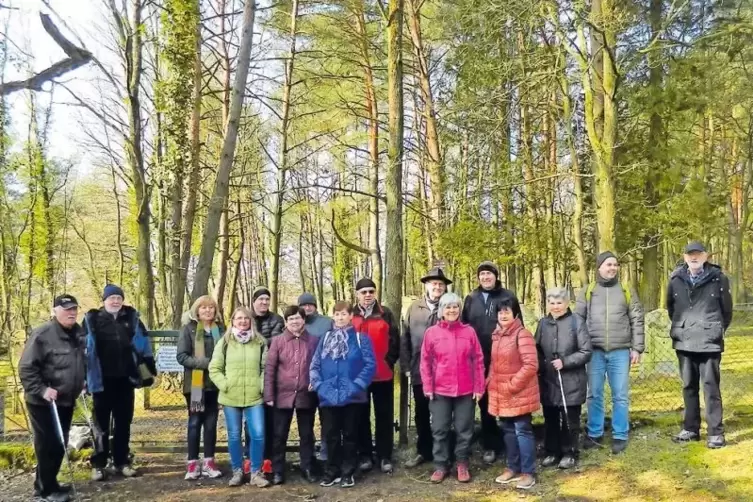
420, 292, 485, 484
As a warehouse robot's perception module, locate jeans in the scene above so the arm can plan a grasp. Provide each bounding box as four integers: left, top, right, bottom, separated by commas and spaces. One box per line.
28, 402, 73, 497
500, 414, 536, 475
225, 404, 265, 472
272, 407, 316, 474
587, 348, 630, 440
184, 392, 219, 460
677, 351, 723, 435
91, 377, 135, 468
357, 380, 394, 461
320, 405, 360, 478
429, 394, 475, 469
543, 405, 581, 456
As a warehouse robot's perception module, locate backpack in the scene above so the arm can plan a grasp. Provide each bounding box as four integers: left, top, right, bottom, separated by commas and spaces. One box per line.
585, 281, 632, 306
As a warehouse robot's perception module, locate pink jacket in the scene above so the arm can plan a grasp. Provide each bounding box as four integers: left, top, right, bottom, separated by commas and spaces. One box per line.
420, 320, 485, 398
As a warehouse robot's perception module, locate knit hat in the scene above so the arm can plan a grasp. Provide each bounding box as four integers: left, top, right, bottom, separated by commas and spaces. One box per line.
102, 284, 124, 301
298, 292, 317, 307
477, 261, 499, 278
253, 287, 272, 302
355, 278, 377, 291
596, 251, 617, 269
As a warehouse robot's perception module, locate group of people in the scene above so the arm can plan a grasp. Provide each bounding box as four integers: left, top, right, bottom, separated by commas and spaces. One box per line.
18, 240, 732, 501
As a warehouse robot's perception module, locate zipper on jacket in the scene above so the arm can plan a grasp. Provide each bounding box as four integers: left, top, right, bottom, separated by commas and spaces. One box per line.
606, 286, 609, 351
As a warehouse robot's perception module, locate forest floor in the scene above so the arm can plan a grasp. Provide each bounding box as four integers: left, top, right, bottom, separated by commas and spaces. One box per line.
3, 410, 753, 502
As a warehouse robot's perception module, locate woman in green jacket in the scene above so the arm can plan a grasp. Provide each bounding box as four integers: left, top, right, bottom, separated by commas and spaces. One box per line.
208, 307, 269, 488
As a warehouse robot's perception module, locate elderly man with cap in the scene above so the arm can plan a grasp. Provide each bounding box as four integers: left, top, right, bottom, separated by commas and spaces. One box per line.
575, 251, 644, 455
667, 241, 732, 449
461, 261, 522, 464
84, 284, 155, 481
401, 266, 452, 468
298, 292, 333, 338
352, 278, 400, 473
19, 295, 85, 502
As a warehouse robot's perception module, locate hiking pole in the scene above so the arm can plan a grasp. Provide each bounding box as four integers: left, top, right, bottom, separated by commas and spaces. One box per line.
407, 372, 412, 430
51, 400, 79, 501
553, 353, 571, 428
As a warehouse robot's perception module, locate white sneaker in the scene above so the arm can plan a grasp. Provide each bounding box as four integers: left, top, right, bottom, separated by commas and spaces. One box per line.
91, 468, 106, 482
202, 458, 223, 479
185, 460, 201, 480
118, 465, 138, 478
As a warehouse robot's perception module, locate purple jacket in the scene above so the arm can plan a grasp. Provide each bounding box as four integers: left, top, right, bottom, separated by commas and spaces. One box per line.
263, 329, 319, 409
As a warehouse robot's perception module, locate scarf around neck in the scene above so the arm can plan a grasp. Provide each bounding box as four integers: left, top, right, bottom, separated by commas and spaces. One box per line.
322, 326, 350, 360
190, 322, 221, 413
232, 326, 253, 344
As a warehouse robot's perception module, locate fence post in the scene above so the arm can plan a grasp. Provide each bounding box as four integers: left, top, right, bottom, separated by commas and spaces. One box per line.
0, 385, 5, 438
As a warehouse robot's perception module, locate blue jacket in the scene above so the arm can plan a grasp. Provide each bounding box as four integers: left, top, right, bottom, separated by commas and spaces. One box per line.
309, 326, 376, 407
305, 313, 334, 338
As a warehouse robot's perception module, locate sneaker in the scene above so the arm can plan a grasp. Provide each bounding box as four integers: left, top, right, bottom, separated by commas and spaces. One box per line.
672, 429, 700, 443
583, 436, 603, 450
707, 435, 726, 449
319, 475, 341, 487
482, 450, 497, 464
430, 469, 447, 483
541, 455, 559, 467
558, 455, 576, 469
262, 459, 272, 474
185, 460, 201, 480
495, 468, 521, 484
117, 465, 138, 478
41, 492, 70, 502
405, 454, 426, 468
91, 468, 107, 482
250, 471, 271, 488
243, 458, 251, 475
202, 457, 223, 479
359, 457, 373, 472
380, 459, 393, 473
341, 475, 355, 488
228, 468, 244, 487
611, 439, 628, 455
272, 473, 285, 486
456, 462, 471, 483
516, 473, 536, 490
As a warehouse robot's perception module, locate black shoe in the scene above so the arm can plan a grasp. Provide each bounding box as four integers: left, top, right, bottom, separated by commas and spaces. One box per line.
301, 469, 319, 484
341, 475, 355, 488
611, 439, 628, 454
33, 485, 71, 498
541, 455, 560, 468
272, 473, 285, 486
41, 492, 71, 502
319, 475, 341, 487
583, 436, 603, 450
673, 429, 700, 443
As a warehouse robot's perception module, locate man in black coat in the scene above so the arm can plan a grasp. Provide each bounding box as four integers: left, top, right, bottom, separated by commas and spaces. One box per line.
19, 295, 86, 502
461, 261, 522, 464
667, 241, 733, 448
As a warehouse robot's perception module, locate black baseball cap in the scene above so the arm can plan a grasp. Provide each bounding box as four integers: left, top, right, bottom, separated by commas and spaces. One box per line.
684, 241, 707, 254
54, 294, 79, 309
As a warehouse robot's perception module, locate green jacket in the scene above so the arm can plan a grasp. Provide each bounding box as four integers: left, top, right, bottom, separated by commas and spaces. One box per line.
208, 334, 267, 408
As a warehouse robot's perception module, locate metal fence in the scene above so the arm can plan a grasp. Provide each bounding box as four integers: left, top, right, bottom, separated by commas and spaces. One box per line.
3, 308, 753, 451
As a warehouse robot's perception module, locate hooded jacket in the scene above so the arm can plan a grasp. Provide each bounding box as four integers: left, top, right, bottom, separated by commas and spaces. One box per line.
575, 280, 645, 353
176, 319, 225, 394
666, 263, 733, 353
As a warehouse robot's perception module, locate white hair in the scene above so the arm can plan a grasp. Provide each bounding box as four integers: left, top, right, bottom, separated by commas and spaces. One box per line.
546, 287, 569, 302
438, 292, 463, 318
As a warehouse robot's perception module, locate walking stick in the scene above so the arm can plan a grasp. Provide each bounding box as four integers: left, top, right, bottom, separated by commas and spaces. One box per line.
51, 400, 79, 501
553, 352, 571, 428
407, 373, 412, 430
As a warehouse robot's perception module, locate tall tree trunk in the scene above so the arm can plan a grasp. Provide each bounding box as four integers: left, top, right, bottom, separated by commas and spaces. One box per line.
191, 0, 256, 301
215, 206, 231, 314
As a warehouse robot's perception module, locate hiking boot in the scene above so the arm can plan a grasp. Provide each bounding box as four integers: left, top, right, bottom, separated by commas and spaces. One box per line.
91, 468, 107, 482
341, 475, 355, 488
541, 455, 559, 468
405, 454, 426, 468
482, 450, 497, 464
358, 457, 373, 472
456, 462, 471, 483
228, 468, 244, 487
243, 458, 251, 475
185, 460, 201, 480
250, 471, 270, 488
583, 436, 603, 450
380, 458, 393, 473
319, 474, 341, 487
430, 469, 447, 483
611, 439, 628, 455
558, 455, 576, 469
117, 465, 138, 478
202, 457, 222, 479
495, 468, 521, 484
707, 435, 726, 449
262, 459, 272, 474
673, 429, 700, 443
516, 474, 536, 490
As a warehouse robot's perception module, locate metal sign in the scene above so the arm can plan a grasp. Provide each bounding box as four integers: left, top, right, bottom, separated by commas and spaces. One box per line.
155, 345, 183, 373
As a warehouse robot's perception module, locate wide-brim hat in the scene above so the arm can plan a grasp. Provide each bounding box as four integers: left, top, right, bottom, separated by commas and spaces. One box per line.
420, 267, 452, 285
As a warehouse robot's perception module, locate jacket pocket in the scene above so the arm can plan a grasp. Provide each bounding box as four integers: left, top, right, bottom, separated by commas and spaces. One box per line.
669, 320, 685, 341
51, 348, 72, 369
703, 322, 723, 345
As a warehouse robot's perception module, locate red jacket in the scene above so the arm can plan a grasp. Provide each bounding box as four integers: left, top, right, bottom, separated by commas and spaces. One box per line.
420, 320, 485, 398
352, 302, 400, 382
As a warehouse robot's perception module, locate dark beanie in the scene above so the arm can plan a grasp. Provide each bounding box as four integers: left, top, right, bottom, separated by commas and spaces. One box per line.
298, 292, 317, 307
477, 261, 499, 278
253, 287, 272, 302
355, 278, 377, 291
596, 251, 617, 269
102, 284, 125, 301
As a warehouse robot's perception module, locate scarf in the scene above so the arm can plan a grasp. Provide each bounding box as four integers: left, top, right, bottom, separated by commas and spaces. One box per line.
322, 326, 350, 360
190, 322, 221, 413
232, 326, 253, 344
426, 295, 440, 327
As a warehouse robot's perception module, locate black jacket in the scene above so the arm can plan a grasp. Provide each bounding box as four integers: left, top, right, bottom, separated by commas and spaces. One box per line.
255, 311, 284, 341
462, 281, 523, 367
82, 305, 152, 380
667, 263, 733, 353
534, 310, 592, 407
176, 320, 225, 394
19, 319, 86, 407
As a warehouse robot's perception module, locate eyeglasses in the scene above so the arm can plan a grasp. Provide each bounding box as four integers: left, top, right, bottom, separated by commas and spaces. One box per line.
359, 289, 376, 294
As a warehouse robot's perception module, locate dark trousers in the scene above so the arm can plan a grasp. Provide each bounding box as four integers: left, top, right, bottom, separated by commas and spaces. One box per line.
272, 407, 316, 474
412, 385, 433, 460
429, 394, 475, 469
184, 392, 219, 460
357, 380, 394, 461
677, 350, 724, 436
478, 392, 502, 452
28, 402, 73, 497
264, 404, 274, 459
92, 377, 135, 468
321, 404, 360, 478
543, 405, 581, 457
